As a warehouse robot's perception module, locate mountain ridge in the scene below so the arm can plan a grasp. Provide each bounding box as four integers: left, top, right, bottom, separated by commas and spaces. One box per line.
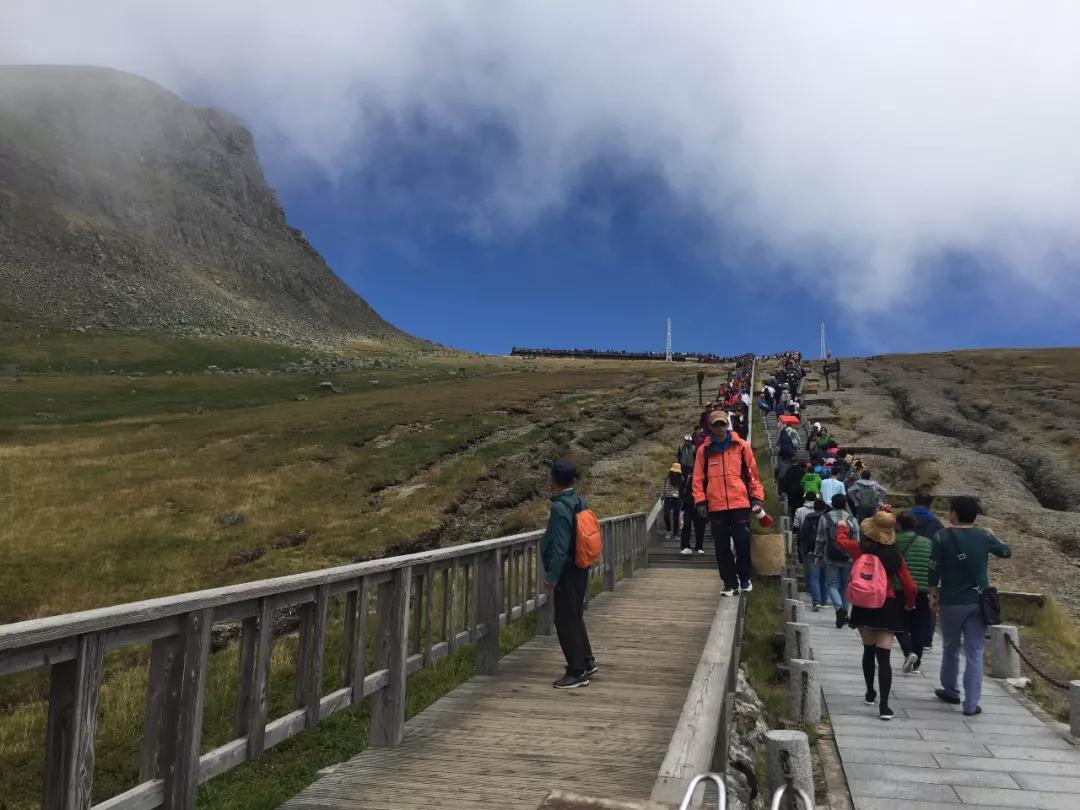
0, 65, 405, 346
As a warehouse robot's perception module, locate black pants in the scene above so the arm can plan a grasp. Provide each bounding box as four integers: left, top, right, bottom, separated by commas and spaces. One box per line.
663, 497, 681, 533
680, 502, 705, 550
710, 508, 752, 589
899, 592, 933, 661
553, 565, 594, 676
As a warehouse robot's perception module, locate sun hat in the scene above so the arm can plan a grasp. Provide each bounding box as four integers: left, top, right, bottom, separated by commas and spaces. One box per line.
670, 462, 683, 474
709, 411, 730, 426
860, 511, 897, 545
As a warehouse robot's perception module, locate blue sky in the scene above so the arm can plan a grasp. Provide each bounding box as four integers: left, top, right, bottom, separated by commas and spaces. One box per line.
7, 3, 1080, 357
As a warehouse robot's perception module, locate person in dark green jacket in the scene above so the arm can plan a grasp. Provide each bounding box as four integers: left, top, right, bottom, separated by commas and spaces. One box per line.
895, 511, 933, 672
541, 459, 596, 689
929, 496, 1011, 716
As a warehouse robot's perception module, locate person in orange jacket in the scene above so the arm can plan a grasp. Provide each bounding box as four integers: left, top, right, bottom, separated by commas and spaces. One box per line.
692, 410, 765, 596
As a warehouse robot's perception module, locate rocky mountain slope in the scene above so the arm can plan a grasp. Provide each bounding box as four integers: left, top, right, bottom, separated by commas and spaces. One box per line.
0, 65, 401, 344
804, 349, 1080, 617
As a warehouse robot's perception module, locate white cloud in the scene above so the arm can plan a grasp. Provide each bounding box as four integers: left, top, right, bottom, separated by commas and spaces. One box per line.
4, 0, 1080, 315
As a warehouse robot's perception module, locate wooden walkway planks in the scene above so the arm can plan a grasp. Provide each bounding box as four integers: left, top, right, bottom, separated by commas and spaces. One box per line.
803, 600, 1080, 810
281, 568, 724, 810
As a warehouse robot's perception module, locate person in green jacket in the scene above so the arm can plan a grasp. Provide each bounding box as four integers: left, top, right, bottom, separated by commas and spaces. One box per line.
929, 496, 1011, 717
895, 510, 933, 672
801, 463, 822, 496
541, 459, 596, 689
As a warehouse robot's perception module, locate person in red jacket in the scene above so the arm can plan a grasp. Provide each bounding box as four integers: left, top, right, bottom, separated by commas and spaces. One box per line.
835, 513, 917, 721
692, 410, 765, 596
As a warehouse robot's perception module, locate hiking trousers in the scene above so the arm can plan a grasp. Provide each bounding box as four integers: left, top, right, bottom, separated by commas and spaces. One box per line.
939, 603, 986, 715
680, 502, 705, 551
553, 565, 594, 677
663, 497, 681, 534
709, 508, 752, 589
899, 592, 933, 662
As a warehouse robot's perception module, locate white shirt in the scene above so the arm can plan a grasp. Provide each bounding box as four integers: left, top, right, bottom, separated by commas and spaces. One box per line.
819, 477, 846, 505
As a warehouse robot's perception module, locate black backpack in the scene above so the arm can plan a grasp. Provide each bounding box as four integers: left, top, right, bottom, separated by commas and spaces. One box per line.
824, 512, 853, 562
797, 512, 823, 561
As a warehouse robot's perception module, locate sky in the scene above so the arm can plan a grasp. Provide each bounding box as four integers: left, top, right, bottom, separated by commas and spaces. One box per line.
4, 1, 1080, 356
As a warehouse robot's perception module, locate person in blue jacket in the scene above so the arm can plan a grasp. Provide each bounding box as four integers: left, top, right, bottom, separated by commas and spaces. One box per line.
541, 459, 596, 689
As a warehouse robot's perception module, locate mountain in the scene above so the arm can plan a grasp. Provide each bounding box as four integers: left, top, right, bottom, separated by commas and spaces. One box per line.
0, 65, 402, 344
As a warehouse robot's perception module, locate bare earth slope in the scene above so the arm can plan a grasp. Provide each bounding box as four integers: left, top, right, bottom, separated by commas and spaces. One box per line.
808, 349, 1080, 617
0, 65, 400, 344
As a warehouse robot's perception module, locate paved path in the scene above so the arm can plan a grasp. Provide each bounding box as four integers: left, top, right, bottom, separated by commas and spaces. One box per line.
803, 601, 1080, 810
281, 568, 725, 810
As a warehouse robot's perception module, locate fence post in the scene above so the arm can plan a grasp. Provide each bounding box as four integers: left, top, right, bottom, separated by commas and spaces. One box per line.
789, 659, 821, 725
476, 550, 502, 674
371, 566, 411, 747
166, 608, 212, 810
603, 523, 615, 592
1070, 681, 1080, 738
783, 598, 805, 625
765, 730, 815, 807
43, 632, 104, 810
784, 622, 811, 663
534, 541, 553, 635
989, 625, 1021, 679
622, 520, 634, 579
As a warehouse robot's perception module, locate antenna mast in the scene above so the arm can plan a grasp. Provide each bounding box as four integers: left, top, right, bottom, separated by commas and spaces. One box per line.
665, 318, 673, 362
819, 322, 827, 360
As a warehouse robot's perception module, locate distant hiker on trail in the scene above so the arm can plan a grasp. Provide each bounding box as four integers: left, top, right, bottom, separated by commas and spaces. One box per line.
910, 490, 944, 539
848, 470, 887, 520
816, 493, 859, 627
835, 512, 918, 721
793, 491, 817, 531
797, 498, 829, 611
692, 427, 707, 448
678, 434, 697, 474
781, 462, 808, 514
693, 410, 765, 597
801, 464, 822, 497
679, 463, 705, 555
541, 459, 597, 689
929, 496, 1012, 717
819, 465, 847, 505
894, 510, 933, 673
662, 463, 684, 539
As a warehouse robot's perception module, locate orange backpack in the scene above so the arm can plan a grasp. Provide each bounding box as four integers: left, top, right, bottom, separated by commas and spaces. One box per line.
573, 500, 603, 569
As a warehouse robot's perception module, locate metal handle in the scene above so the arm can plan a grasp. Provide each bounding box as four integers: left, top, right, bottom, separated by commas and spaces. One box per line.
769, 783, 814, 810
677, 773, 727, 810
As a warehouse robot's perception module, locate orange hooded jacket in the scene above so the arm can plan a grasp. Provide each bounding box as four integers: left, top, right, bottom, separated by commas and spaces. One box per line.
692, 433, 765, 513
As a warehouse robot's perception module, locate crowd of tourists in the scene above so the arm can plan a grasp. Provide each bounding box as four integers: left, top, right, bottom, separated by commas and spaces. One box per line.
766, 355, 1011, 721
510, 347, 741, 363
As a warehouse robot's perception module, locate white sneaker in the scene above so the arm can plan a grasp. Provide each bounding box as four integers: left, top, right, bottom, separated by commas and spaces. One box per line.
697, 549, 706, 555
680, 548, 693, 555
903, 653, 919, 673
721, 588, 737, 597
740, 581, 753, 593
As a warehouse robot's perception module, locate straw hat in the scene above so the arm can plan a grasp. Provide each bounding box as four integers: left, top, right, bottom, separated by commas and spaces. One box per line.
709, 411, 730, 426
860, 511, 897, 545
670, 462, 683, 474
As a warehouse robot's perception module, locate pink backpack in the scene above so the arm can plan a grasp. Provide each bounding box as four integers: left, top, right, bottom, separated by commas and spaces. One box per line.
846, 553, 888, 609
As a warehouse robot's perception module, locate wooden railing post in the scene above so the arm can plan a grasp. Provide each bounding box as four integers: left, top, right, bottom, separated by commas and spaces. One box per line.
303, 586, 329, 728
245, 599, 274, 760
43, 632, 103, 810
621, 519, 634, 579
603, 524, 615, 592
350, 579, 370, 704
476, 550, 502, 674
535, 539, 553, 635
233, 615, 259, 738
371, 566, 411, 747
141, 634, 182, 782
166, 608, 212, 810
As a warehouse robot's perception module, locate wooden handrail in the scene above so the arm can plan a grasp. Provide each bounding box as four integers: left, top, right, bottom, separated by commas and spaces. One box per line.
1, 511, 649, 810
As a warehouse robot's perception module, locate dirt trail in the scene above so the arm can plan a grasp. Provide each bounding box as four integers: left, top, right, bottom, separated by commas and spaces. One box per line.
803, 351, 1080, 618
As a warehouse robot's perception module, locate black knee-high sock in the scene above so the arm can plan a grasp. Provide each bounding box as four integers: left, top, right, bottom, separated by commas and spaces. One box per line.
876, 647, 893, 709
861, 644, 876, 694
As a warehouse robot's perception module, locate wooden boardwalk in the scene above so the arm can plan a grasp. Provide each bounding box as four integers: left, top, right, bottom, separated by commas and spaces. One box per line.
281, 568, 723, 810
803, 601, 1080, 810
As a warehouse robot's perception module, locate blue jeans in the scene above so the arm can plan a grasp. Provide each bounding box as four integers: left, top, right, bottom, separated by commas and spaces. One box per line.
804, 558, 825, 606
939, 603, 987, 714
824, 561, 851, 610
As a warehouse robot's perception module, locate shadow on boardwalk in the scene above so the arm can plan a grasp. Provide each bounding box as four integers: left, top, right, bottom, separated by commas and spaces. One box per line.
282, 568, 722, 810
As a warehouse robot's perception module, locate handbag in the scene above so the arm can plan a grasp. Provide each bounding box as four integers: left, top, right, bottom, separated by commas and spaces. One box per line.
945, 529, 1001, 625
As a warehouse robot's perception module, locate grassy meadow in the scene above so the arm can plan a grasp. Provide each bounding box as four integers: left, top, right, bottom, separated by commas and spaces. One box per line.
0, 327, 716, 807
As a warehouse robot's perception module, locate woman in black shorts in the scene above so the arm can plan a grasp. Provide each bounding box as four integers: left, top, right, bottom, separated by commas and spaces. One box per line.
835, 512, 917, 720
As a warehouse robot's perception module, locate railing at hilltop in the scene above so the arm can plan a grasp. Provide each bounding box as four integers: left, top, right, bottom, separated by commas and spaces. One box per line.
0, 514, 647, 810
510, 347, 739, 363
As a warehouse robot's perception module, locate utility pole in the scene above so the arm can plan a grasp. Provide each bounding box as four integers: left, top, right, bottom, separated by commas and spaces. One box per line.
665, 318, 672, 362
819, 322, 827, 360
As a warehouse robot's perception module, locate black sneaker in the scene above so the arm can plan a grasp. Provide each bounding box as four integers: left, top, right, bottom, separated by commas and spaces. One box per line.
835, 607, 848, 629
912, 657, 922, 672
935, 688, 961, 705
864, 689, 877, 705
879, 706, 895, 721
585, 664, 599, 677
963, 706, 983, 717
553, 673, 590, 689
